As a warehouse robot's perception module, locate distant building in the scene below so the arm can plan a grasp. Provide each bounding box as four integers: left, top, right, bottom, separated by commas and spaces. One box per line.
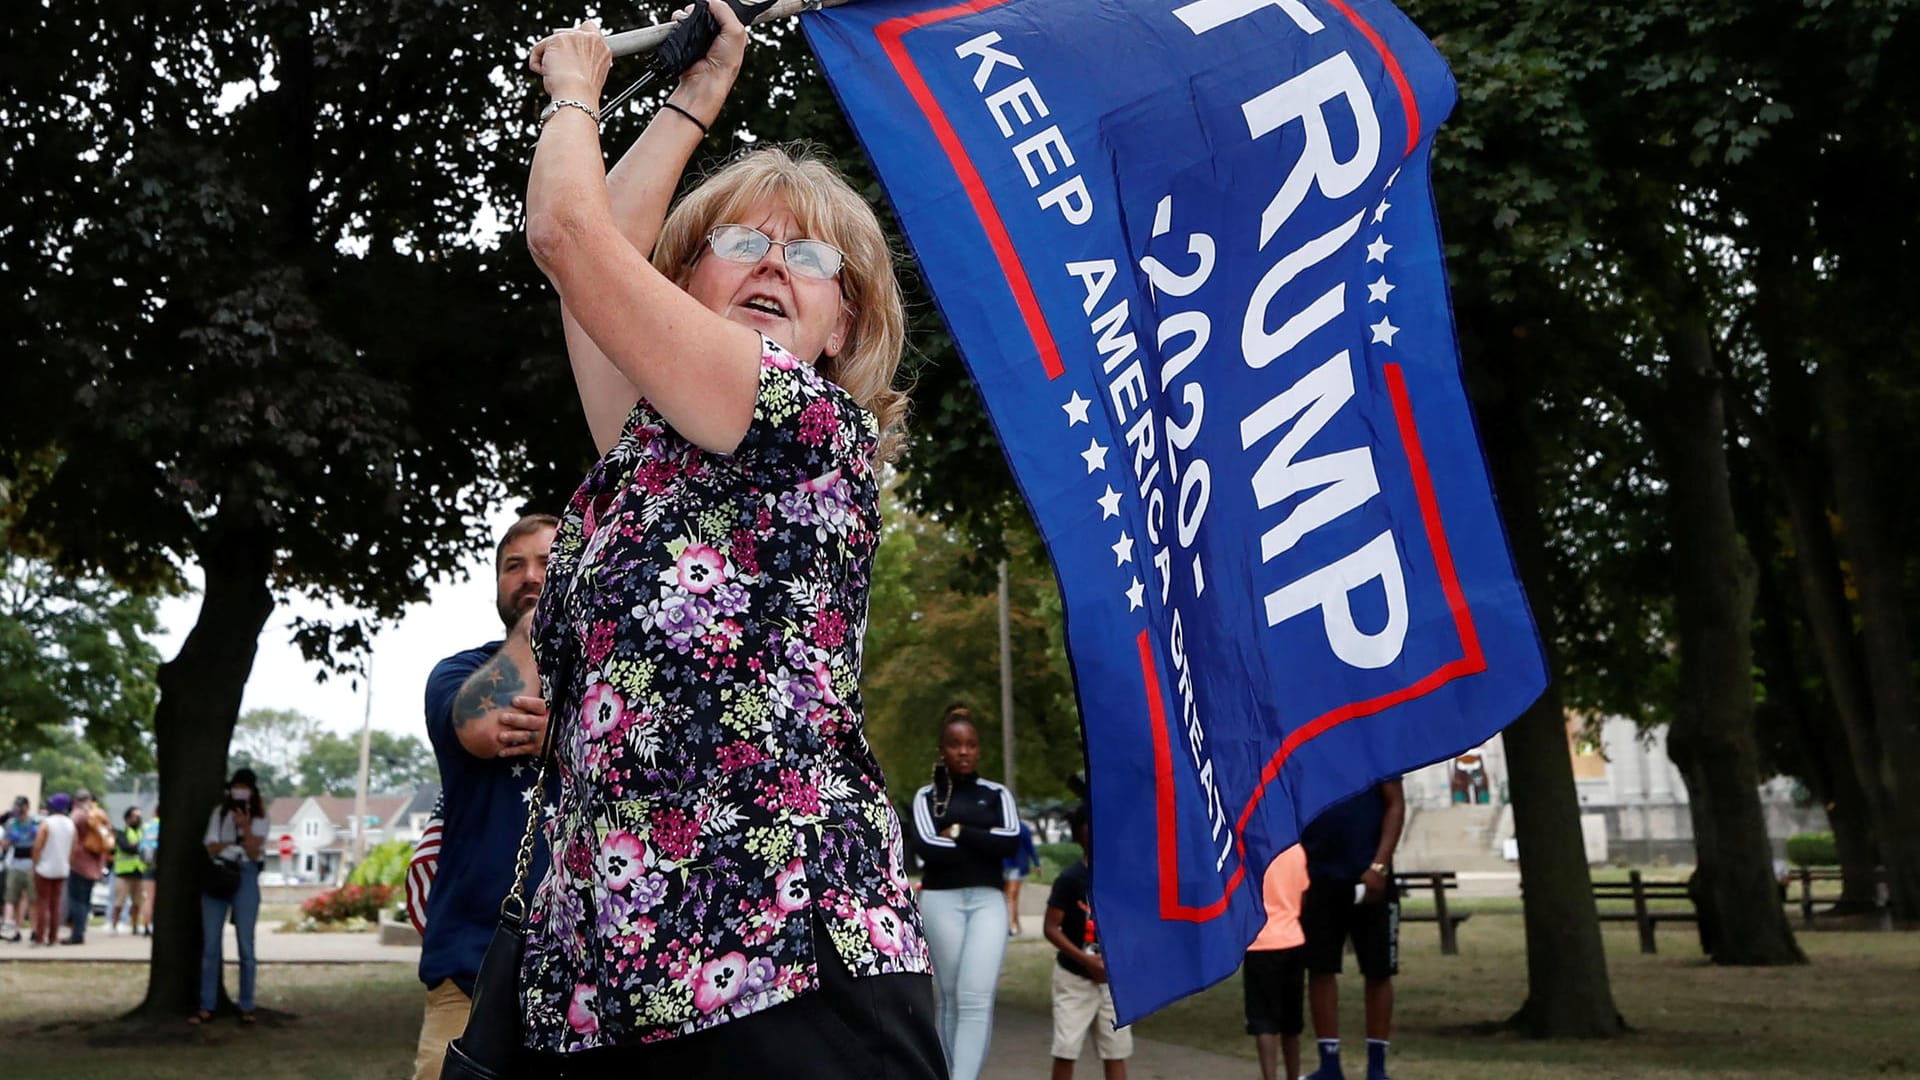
266, 792, 428, 884
1396, 715, 1828, 869
0, 771, 42, 810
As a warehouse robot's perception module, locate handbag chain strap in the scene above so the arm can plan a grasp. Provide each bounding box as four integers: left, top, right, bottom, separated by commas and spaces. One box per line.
499, 700, 564, 925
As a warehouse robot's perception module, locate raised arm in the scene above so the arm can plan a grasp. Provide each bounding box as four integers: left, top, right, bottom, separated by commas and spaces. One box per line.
528, 4, 764, 455
560, 12, 743, 454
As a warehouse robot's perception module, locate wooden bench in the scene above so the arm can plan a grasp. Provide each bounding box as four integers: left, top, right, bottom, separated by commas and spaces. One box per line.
1394, 870, 1471, 955
1790, 866, 1891, 929
1593, 870, 1695, 954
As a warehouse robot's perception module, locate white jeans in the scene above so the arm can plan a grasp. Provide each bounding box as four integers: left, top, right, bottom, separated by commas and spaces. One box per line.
919, 885, 1009, 1080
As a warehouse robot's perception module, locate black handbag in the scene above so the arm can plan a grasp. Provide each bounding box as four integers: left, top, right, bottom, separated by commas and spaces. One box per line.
203, 854, 244, 900
441, 723, 560, 1079
203, 810, 246, 899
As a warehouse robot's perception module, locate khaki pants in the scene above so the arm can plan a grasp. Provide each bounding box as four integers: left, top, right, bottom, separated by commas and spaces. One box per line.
1050, 964, 1133, 1061
112, 874, 144, 926
412, 980, 473, 1080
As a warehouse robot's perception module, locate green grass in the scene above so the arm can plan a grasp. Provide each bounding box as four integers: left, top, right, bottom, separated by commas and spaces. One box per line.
998, 913, 1920, 1078
0, 963, 422, 1079
4, 915, 1914, 1078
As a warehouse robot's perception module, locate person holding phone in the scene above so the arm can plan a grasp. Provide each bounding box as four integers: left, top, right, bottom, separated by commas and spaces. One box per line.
192, 768, 268, 1025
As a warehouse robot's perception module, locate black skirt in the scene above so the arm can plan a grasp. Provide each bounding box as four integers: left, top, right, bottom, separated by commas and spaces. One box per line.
527, 913, 948, 1080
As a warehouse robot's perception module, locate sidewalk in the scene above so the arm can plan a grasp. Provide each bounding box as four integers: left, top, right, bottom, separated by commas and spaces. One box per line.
0, 922, 417, 965
987, 999, 1246, 1079
995, 885, 1247, 1078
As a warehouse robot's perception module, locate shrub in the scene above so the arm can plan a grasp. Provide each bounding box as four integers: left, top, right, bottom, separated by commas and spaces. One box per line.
302, 883, 396, 924
1786, 831, 1838, 867
348, 838, 414, 888
1036, 841, 1082, 882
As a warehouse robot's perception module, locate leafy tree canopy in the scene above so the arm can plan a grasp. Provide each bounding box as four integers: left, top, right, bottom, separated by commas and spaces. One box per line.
229, 707, 324, 796
0, 723, 114, 800
862, 486, 1083, 809
297, 729, 436, 798
0, 538, 163, 767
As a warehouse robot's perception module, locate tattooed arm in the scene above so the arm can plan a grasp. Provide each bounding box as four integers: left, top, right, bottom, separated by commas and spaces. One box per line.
449, 609, 550, 760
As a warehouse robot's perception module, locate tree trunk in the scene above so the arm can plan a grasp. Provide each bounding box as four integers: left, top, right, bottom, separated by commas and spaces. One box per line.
1822, 762, 1885, 914
1818, 367, 1920, 922
1733, 441, 1886, 915
1502, 688, 1627, 1034
1741, 230, 1907, 917
1472, 320, 1625, 1037
133, 525, 276, 1019
1774, 457, 1907, 903
1654, 319, 1804, 965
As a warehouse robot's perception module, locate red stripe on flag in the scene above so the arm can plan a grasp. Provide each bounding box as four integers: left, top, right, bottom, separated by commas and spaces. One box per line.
876, 0, 1065, 380
1323, 0, 1422, 155
407, 821, 442, 936
1148, 364, 1487, 922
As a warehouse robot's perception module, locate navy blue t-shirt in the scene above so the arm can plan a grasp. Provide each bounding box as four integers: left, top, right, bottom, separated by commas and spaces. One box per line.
419, 642, 557, 995
1301, 784, 1389, 882
1047, 859, 1097, 978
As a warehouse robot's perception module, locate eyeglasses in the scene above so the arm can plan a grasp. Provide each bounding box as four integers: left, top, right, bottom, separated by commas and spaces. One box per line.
704, 224, 845, 281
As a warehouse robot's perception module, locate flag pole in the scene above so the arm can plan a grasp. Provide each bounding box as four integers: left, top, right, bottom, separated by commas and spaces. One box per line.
606, 0, 852, 58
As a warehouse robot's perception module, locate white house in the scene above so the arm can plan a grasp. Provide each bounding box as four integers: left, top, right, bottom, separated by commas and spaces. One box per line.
267, 792, 423, 885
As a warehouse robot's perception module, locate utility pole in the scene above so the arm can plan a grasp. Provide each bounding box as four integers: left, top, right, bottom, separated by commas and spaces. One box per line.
998, 559, 1016, 803
352, 653, 374, 872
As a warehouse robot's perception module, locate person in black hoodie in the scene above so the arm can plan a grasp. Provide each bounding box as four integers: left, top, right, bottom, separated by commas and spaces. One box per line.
912, 705, 1020, 1080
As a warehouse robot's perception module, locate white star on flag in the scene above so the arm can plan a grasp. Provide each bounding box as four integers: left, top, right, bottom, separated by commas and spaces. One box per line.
1081, 438, 1109, 473
1096, 485, 1123, 520
511, 763, 525, 777
1366, 236, 1393, 262
1125, 577, 1145, 611
1367, 276, 1395, 303
1111, 531, 1135, 566
1370, 317, 1401, 346
1062, 391, 1093, 426
1373, 201, 1392, 223
521, 785, 539, 805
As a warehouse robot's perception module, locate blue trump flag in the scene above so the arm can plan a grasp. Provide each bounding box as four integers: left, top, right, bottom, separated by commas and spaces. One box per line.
803, 0, 1547, 1020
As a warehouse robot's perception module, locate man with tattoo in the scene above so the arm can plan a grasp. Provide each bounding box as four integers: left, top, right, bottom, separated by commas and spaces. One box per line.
412, 513, 559, 1080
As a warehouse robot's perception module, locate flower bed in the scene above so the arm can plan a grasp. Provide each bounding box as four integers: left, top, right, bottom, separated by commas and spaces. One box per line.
301, 883, 396, 925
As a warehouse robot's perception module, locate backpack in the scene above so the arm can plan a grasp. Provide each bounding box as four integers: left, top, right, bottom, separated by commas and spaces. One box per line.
79, 809, 114, 856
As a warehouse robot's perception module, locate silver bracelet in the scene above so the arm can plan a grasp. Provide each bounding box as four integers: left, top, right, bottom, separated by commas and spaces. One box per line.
539, 97, 600, 128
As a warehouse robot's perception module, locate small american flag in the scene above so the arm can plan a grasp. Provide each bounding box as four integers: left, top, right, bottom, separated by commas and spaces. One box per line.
406, 795, 444, 935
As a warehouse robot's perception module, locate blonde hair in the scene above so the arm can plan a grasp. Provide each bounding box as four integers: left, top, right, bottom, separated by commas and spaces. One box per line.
654, 146, 909, 462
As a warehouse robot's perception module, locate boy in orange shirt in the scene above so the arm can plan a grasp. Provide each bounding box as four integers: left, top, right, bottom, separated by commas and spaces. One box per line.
1244, 845, 1310, 1080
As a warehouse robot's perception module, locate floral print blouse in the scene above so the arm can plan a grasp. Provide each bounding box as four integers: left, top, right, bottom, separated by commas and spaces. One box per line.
521, 336, 929, 1053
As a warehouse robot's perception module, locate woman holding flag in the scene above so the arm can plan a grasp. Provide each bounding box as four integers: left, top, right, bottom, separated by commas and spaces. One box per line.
517, 3, 942, 1075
